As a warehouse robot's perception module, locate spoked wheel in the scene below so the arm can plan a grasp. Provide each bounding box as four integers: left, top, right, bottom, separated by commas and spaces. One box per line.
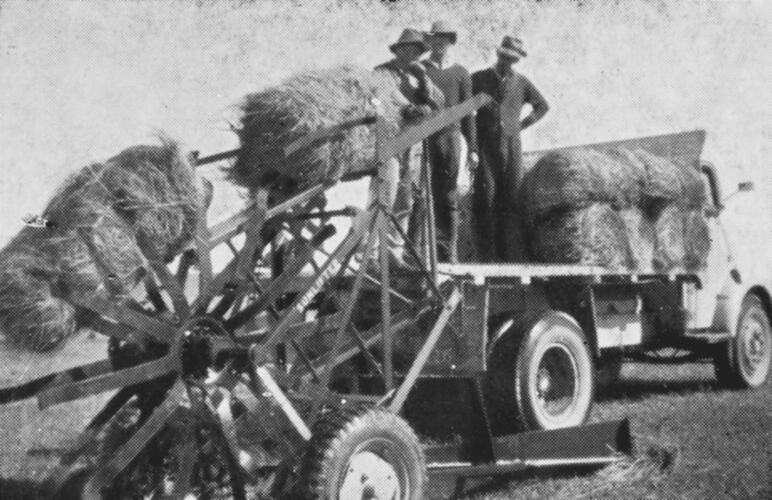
487, 310, 594, 432
714, 294, 772, 389
294, 406, 427, 500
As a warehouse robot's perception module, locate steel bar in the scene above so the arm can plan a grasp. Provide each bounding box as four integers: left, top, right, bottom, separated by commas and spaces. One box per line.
388, 288, 462, 413
254, 366, 312, 440
68, 295, 177, 342
379, 94, 492, 162
386, 210, 443, 301
136, 231, 190, 320
194, 148, 240, 166
284, 115, 376, 156
0, 359, 112, 405
38, 355, 178, 409
86, 380, 186, 493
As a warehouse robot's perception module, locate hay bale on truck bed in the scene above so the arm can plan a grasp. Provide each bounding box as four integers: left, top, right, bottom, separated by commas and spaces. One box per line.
226, 65, 408, 192
528, 203, 632, 271
652, 205, 711, 272
0, 140, 202, 351
618, 208, 656, 273
613, 147, 706, 211
521, 148, 644, 221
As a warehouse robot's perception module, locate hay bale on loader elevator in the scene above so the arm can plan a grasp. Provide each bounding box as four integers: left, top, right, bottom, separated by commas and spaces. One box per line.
0, 139, 203, 351
227, 65, 409, 192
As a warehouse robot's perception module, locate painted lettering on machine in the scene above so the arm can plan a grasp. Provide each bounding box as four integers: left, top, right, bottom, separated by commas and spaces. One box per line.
295, 259, 341, 312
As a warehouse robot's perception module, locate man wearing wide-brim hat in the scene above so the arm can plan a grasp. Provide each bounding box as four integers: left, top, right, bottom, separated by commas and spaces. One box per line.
471, 36, 549, 262
421, 20, 478, 263
374, 28, 445, 265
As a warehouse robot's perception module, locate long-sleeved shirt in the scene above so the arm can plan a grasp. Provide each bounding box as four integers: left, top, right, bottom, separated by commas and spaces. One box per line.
422, 59, 477, 152
471, 66, 549, 143
374, 59, 445, 110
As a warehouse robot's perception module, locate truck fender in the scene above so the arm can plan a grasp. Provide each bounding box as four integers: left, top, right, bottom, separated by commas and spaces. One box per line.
486, 310, 583, 360
713, 279, 772, 336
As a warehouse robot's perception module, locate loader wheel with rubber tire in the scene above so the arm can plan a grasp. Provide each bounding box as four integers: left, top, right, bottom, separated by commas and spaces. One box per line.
714, 294, 772, 389
295, 406, 427, 500
487, 311, 594, 432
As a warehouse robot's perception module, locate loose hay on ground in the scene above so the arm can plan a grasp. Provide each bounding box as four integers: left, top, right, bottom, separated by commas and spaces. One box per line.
0, 139, 202, 351
227, 65, 409, 192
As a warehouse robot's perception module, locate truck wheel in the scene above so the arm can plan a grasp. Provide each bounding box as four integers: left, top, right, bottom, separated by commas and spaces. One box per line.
714, 294, 772, 389
295, 406, 427, 500
487, 311, 594, 432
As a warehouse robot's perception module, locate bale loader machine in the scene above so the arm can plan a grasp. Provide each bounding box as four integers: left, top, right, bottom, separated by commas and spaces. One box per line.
0, 95, 632, 499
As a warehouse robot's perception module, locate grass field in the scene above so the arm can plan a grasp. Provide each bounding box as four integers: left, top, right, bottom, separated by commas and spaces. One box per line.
0, 0, 770, 498
1, 335, 770, 499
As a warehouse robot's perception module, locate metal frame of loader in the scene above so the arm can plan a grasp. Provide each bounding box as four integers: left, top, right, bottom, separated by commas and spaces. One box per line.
0, 94, 631, 499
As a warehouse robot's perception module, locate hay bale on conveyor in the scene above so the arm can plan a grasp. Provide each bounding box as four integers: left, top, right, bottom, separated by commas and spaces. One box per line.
652, 205, 711, 272
528, 203, 631, 271
618, 208, 656, 273
521, 148, 644, 221
0, 140, 202, 351
227, 65, 409, 192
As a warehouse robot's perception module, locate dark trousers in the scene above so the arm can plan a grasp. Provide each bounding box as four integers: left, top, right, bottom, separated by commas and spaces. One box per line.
472, 137, 526, 262
427, 129, 463, 262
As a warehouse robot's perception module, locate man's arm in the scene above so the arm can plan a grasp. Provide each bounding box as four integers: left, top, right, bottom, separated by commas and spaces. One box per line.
521, 76, 549, 130
408, 61, 444, 110
458, 67, 477, 154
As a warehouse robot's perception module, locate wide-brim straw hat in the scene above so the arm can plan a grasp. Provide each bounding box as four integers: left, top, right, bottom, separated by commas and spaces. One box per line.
427, 20, 457, 44
389, 28, 429, 53
497, 35, 527, 59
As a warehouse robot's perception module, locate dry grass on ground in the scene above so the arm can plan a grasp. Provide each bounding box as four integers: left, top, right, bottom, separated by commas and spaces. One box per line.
0, 335, 770, 499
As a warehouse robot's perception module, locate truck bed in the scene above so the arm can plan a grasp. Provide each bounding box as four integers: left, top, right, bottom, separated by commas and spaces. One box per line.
437, 262, 699, 285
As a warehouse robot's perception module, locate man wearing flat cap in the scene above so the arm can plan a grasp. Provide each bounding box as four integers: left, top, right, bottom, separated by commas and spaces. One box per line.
422, 20, 478, 263
374, 29, 445, 264
472, 36, 549, 262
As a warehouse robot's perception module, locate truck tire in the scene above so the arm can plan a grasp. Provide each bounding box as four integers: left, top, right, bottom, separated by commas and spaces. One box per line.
487, 311, 594, 432
714, 294, 772, 389
294, 405, 427, 500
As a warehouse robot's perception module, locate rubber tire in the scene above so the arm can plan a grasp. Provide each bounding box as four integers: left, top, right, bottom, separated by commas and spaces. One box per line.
714, 294, 772, 389
294, 405, 427, 500
487, 311, 594, 432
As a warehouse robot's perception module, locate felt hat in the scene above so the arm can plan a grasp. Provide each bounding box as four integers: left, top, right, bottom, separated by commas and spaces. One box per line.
497, 36, 527, 59
427, 20, 457, 44
389, 28, 429, 53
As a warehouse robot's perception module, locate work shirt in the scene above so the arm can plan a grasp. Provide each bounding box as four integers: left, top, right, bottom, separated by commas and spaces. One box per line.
374, 59, 444, 110
422, 58, 477, 151
472, 66, 548, 145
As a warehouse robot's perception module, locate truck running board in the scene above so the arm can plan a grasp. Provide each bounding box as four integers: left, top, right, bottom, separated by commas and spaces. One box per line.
426, 419, 631, 476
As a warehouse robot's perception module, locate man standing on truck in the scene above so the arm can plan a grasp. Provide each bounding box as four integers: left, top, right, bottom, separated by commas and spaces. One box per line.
374, 28, 445, 265
422, 21, 478, 263
472, 36, 549, 262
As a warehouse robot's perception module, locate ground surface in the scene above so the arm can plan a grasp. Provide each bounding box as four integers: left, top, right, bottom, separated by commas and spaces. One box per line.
0, 333, 770, 499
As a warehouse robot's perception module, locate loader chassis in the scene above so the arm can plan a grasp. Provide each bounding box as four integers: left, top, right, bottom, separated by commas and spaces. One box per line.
0, 96, 642, 499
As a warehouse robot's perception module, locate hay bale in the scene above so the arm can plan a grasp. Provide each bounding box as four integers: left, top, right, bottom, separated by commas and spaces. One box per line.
618, 208, 656, 273
528, 203, 631, 271
521, 148, 644, 220
0, 239, 76, 351
652, 205, 711, 272
616, 147, 706, 209
227, 65, 409, 192
0, 139, 202, 351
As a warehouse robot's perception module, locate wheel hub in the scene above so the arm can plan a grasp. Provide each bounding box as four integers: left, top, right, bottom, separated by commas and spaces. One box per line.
340, 450, 401, 500
536, 344, 578, 417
